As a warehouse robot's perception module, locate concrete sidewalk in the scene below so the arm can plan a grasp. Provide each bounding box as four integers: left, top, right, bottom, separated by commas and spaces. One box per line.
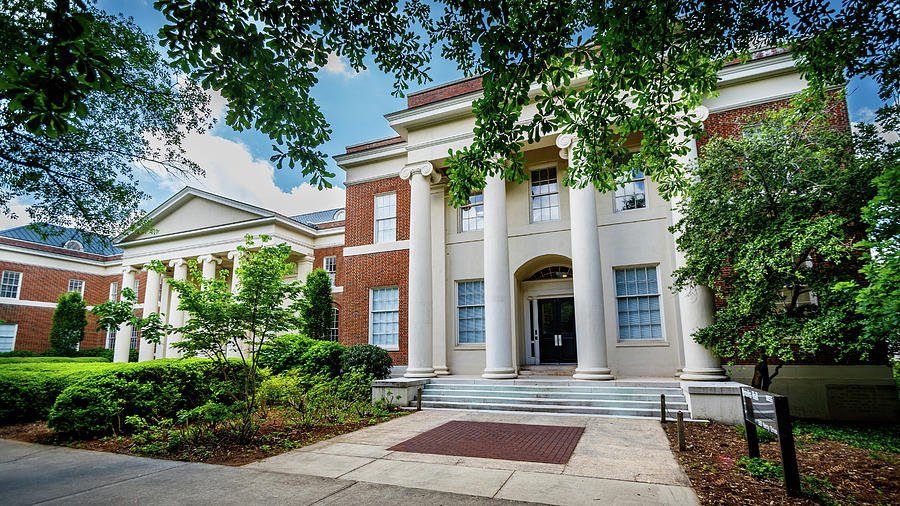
0, 439, 533, 505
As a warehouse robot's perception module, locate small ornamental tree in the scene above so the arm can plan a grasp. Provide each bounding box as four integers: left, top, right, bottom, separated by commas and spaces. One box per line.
672, 100, 885, 390
49, 291, 88, 352
91, 287, 168, 352
300, 268, 333, 341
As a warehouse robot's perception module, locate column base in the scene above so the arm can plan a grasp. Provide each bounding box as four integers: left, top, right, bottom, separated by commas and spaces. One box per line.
573, 367, 615, 381
433, 366, 450, 376
680, 367, 729, 381
482, 368, 517, 379
404, 367, 436, 378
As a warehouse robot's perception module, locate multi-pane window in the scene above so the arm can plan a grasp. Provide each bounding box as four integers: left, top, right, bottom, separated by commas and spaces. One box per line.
105, 327, 116, 350
374, 192, 397, 243
614, 170, 647, 212
108, 282, 118, 301
370, 287, 399, 348
457, 280, 485, 344
0, 324, 17, 353
0, 271, 22, 299
130, 326, 139, 350
329, 307, 340, 341
459, 192, 484, 232
531, 167, 560, 222
67, 279, 85, 296
615, 266, 663, 341
324, 256, 337, 285
133, 279, 140, 297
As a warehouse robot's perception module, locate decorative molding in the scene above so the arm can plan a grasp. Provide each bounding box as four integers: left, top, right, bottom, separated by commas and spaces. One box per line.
168, 258, 188, 269
343, 240, 410, 257
0, 298, 58, 309
399, 161, 441, 184
555, 133, 577, 160
197, 254, 222, 265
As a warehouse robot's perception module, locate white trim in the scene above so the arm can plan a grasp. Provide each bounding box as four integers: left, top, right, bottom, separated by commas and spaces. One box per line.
368, 286, 400, 351
331, 286, 344, 294
455, 279, 486, 346
67, 279, 85, 297
343, 240, 410, 257
344, 172, 402, 186
612, 264, 668, 344
373, 191, 397, 244
0, 270, 23, 299
716, 53, 795, 87
0, 323, 18, 352
0, 298, 58, 309
333, 143, 407, 167
529, 165, 562, 224
0, 244, 118, 267
120, 232, 316, 264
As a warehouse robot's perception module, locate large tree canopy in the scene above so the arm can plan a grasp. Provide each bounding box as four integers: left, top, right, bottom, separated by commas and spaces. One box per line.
670, 103, 889, 390
0, 0, 211, 236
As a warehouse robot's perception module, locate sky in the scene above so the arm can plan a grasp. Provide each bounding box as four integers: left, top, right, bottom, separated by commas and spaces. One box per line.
0, 1, 890, 229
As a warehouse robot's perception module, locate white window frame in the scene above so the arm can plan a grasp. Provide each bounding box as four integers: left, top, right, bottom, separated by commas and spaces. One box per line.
373, 191, 397, 243
613, 170, 648, 213
133, 279, 140, 297
108, 281, 119, 301
130, 326, 139, 350
67, 279, 85, 296
324, 255, 337, 285
456, 280, 486, 346
0, 271, 22, 299
329, 306, 340, 341
369, 286, 399, 351
0, 323, 18, 353
530, 166, 561, 223
459, 192, 484, 232
613, 265, 666, 343
106, 327, 116, 350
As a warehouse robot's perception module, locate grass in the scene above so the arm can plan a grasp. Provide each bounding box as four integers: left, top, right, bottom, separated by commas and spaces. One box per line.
734, 424, 778, 443
793, 421, 900, 453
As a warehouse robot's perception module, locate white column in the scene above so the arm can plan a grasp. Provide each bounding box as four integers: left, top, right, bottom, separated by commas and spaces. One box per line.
197, 254, 222, 282
482, 173, 517, 379
157, 276, 171, 359
227, 250, 242, 293
557, 134, 614, 380
113, 267, 138, 363
165, 259, 189, 358
297, 256, 314, 283
401, 161, 438, 378
670, 114, 728, 381
431, 184, 449, 375
137, 268, 161, 362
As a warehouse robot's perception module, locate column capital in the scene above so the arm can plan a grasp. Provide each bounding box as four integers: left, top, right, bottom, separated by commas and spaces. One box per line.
197, 254, 222, 265
555, 133, 579, 160
400, 161, 440, 184
226, 250, 241, 261
168, 258, 188, 269
121, 265, 138, 275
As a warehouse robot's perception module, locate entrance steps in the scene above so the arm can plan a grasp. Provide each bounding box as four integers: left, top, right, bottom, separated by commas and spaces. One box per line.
420, 377, 692, 420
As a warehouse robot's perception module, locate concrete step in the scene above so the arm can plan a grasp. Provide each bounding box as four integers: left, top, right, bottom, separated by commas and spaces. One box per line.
421, 394, 688, 410
424, 383, 683, 396
423, 387, 683, 403
420, 400, 692, 419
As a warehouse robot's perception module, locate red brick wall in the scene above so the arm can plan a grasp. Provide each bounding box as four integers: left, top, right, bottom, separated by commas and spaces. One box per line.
345, 177, 410, 247
407, 76, 483, 109
313, 246, 344, 288
0, 262, 148, 352
346, 137, 403, 154
341, 249, 410, 365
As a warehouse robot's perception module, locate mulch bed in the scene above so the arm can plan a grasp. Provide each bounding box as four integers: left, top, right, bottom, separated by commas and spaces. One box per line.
389, 420, 585, 464
0, 410, 407, 466
664, 422, 900, 505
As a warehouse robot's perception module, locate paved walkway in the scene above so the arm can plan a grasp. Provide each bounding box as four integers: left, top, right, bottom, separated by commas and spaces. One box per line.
246, 410, 698, 505
1, 410, 699, 505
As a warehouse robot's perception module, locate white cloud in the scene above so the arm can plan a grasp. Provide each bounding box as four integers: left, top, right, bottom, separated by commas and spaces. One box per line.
851, 121, 900, 144
147, 132, 345, 216
853, 107, 877, 123
0, 198, 30, 229
323, 52, 361, 78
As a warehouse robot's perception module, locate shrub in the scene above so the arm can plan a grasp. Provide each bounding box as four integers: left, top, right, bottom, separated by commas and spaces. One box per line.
0, 362, 121, 423
341, 344, 392, 379
0, 357, 108, 364
129, 349, 138, 362
298, 340, 345, 377
257, 333, 316, 374
49, 292, 88, 352
76, 347, 115, 361
299, 269, 333, 340
48, 359, 245, 436
0, 350, 37, 357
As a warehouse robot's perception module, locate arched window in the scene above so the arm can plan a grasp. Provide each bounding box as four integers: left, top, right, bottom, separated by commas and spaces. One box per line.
333, 209, 346, 221
64, 240, 83, 252
527, 266, 572, 280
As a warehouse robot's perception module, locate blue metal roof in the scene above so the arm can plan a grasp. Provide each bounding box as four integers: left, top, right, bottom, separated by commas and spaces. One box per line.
290, 208, 345, 229
0, 225, 122, 256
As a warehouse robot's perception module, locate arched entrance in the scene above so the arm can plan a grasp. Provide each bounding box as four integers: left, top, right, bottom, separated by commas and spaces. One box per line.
515, 255, 576, 366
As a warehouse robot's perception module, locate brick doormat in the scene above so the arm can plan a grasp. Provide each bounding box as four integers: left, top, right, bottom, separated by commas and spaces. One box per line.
388, 420, 585, 464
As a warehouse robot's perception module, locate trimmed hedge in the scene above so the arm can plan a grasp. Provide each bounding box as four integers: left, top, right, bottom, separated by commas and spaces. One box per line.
0, 362, 122, 423
0, 357, 109, 364
341, 344, 392, 379
0, 346, 115, 361
257, 333, 316, 374
48, 359, 246, 436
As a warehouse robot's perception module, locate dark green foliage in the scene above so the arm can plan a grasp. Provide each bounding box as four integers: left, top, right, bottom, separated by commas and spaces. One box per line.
0, 347, 113, 360
300, 269, 333, 341
0, 0, 210, 235
672, 102, 884, 389
49, 292, 88, 352
735, 424, 777, 444
342, 344, 392, 379
794, 421, 900, 453
48, 359, 244, 436
0, 362, 120, 423
129, 349, 138, 362
737, 456, 784, 480
298, 341, 346, 378
257, 333, 316, 374
75, 347, 114, 361
0, 357, 107, 364
0, 350, 37, 357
